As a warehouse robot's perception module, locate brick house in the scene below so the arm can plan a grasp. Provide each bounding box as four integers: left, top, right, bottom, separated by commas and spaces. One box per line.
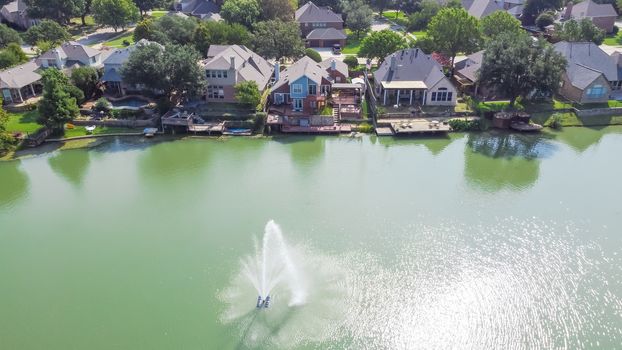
562, 0, 617, 33
295, 1, 346, 48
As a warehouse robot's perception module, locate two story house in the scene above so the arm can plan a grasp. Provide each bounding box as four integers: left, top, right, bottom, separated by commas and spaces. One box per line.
295, 1, 346, 48
101, 39, 163, 96
271, 56, 342, 114
374, 48, 457, 107
562, 0, 617, 33
174, 0, 222, 21
0, 0, 39, 30
202, 45, 274, 103
36, 42, 104, 70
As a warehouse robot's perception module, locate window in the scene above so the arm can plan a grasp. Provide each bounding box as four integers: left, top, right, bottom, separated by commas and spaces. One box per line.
223, 70, 228, 78
310, 101, 317, 108
275, 93, 284, 104
207, 85, 225, 99
308, 84, 317, 95
292, 84, 303, 94
431, 88, 452, 102
586, 85, 606, 99
293, 99, 303, 110
217, 71, 222, 78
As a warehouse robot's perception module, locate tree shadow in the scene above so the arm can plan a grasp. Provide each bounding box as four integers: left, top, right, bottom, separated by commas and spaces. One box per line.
48, 149, 91, 188
0, 160, 29, 209
272, 135, 326, 167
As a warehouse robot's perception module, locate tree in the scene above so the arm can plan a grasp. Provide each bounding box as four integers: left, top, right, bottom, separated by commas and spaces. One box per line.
0, 43, 28, 69
252, 20, 305, 59
24, 20, 71, 46
133, 18, 155, 42
478, 33, 566, 106
427, 7, 482, 71
194, 21, 251, 56
305, 48, 322, 62
38, 69, 80, 130
0, 24, 22, 48
358, 29, 408, 62
92, 0, 140, 32
235, 81, 261, 106
522, 0, 562, 24
221, 0, 261, 28
133, 0, 167, 16
121, 44, 207, 104
25, 0, 85, 24
407, 0, 441, 31
80, 0, 92, 26
372, 0, 391, 15
481, 10, 522, 41
554, 18, 605, 45
71, 66, 99, 99
260, 0, 294, 21
535, 11, 555, 30
342, 0, 373, 39
150, 15, 198, 45
343, 55, 359, 69
0, 100, 16, 155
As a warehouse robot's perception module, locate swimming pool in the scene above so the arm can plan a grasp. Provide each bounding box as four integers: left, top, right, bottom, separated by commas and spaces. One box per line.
109, 97, 151, 109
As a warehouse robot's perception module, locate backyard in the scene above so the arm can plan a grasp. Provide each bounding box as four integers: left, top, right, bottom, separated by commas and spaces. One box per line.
104, 32, 135, 48
603, 32, 622, 46
342, 29, 365, 54
6, 111, 42, 134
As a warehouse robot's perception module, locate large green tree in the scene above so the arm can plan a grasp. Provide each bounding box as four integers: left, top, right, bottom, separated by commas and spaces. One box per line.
407, 0, 441, 31
71, 66, 99, 99
427, 7, 482, 71
121, 44, 207, 104
25, 0, 85, 24
234, 81, 261, 106
358, 29, 408, 62
194, 21, 251, 56
252, 20, 305, 59
92, 0, 140, 32
80, 0, 92, 26
522, 0, 562, 24
150, 15, 198, 45
0, 24, 22, 48
24, 19, 71, 46
0, 100, 16, 155
133, 0, 168, 15
480, 10, 523, 41
221, 0, 261, 28
342, 0, 373, 39
0, 43, 28, 69
38, 69, 80, 130
478, 33, 566, 106
260, 0, 294, 21
554, 18, 605, 45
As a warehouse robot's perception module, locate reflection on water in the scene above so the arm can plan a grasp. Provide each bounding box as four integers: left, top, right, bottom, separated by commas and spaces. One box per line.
0, 160, 29, 208
273, 136, 326, 166
376, 134, 457, 155
48, 149, 91, 187
464, 132, 555, 191
551, 126, 622, 153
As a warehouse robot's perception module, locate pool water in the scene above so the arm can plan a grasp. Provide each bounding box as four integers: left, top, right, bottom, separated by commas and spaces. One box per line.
109, 97, 150, 109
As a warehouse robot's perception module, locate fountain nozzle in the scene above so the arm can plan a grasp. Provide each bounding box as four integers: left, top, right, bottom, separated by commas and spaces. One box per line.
256, 296, 263, 308
264, 295, 271, 308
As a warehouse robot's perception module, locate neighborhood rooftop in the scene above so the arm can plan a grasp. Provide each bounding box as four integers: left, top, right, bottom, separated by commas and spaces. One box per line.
295, 1, 343, 23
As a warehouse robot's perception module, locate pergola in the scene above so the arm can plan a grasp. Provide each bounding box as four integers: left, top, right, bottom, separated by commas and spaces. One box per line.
380, 81, 427, 106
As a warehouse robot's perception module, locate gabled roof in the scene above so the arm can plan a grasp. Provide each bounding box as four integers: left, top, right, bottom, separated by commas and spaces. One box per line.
295, 1, 343, 23
39, 41, 100, 63
306, 27, 347, 40
103, 39, 163, 66
374, 48, 449, 90
319, 58, 348, 78
192, 0, 219, 15
202, 45, 274, 89
553, 41, 618, 86
0, 61, 41, 89
462, 0, 502, 19
456, 50, 484, 82
566, 63, 606, 89
1, 0, 27, 14
271, 56, 330, 92
571, 0, 617, 18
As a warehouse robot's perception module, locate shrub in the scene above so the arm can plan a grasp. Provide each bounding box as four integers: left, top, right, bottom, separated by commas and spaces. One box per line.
304, 48, 322, 63
343, 55, 359, 70
549, 113, 563, 129
119, 109, 140, 119
356, 122, 373, 133
94, 97, 112, 112
110, 109, 120, 119
448, 118, 481, 131
613, 25, 619, 36
535, 11, 555, 30
123, 40, 131, 46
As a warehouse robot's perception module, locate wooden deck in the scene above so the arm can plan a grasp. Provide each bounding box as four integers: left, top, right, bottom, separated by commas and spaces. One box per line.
376, 119, 451, 136
281, 124, 352, 134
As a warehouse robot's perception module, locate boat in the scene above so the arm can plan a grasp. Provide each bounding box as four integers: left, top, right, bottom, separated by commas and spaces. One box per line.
143, 128, 158, 137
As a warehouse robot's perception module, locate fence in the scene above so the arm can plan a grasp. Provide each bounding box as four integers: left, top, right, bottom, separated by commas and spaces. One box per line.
363, 73, 378, 129
71, 116, 159, 128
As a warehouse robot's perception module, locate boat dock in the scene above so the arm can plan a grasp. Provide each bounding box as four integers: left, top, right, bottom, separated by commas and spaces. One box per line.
375, 118, 451, 136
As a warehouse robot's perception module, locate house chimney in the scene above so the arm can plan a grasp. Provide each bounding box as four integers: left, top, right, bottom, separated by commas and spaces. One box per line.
390, 55, 396, 72
330, 59, 336, 71
563, 1, 573, 20
230, 56, 235, 69
53, 48, 63, 68
274, 61, 280, 81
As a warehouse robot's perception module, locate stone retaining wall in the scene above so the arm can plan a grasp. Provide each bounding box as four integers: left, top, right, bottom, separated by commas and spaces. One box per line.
574, 107, 622, 118
72, 116, 159, 128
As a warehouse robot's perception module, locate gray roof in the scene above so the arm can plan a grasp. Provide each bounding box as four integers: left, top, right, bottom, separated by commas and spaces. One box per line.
571, 0, 617, 18
0, 61, 41, 89
456, 50, 484, 82
462, 0, 502, 19
553, 41, 618, 89
295, 1, 343, 23
271, 56, 330, 92
374, 48, 448, 89
306, 27, 347, 40
319, 57, 348, 78
103, 39, 162, 65
101, 68, 122, 82
206, 44, 229, 58
192, 0, 219, 15
202, 45, 274, 89
1, 0, 27, 14
39, 41, 100, 63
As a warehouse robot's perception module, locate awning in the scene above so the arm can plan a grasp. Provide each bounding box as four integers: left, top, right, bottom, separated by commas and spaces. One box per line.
381, 81, 427, 89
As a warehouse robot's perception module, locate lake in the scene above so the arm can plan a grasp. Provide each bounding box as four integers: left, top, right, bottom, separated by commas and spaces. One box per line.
1, 128, 621, 349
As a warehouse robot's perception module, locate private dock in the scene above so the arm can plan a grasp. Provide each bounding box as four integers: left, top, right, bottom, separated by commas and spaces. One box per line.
375, 118, 451, 136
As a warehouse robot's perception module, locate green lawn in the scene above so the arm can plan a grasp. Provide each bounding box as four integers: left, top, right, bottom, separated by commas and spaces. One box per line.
104, 32, 135, 48
531, 111, 622, 127
6, 111, 42, 134
149, 10, 168, 19
343, 29, 365, 54
62, 126, 135, 138
68, 16, 98, 38
603, 33, 622, 46
410, 31, 427, 40
382, 11, 409, 26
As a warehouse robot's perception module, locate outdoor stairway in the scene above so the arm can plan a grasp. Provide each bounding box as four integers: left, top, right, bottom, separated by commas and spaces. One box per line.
332, 106, 339, 123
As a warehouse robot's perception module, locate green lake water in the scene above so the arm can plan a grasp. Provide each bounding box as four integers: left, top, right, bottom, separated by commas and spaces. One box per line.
1, 128, 622, 349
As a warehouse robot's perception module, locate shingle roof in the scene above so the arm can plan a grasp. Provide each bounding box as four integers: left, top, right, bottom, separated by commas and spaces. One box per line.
571, 0, 617, 18
295, 1, 343, 23
39, 41, 100, 63
374, 48, 448, 89
306, 27, 347, 40
271, 56, 330, 92
0, 61, 41, 89
554, 41, 618, 88
202, 45, 274, 90
319, 58, 348, 78
1, 0, 27, 14
456, 50, 484, 82
191, 0, 219, 15
462, 0, 503, 19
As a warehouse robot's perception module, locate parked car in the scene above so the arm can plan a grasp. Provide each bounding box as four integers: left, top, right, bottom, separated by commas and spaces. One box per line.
332, 44, 341, 55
